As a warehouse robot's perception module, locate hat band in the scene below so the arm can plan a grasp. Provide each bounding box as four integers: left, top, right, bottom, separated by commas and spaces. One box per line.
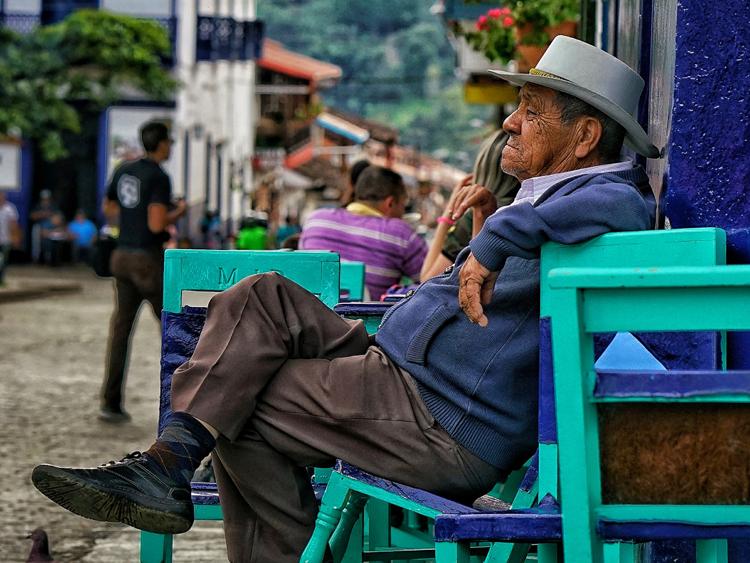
529, 67, 566, 80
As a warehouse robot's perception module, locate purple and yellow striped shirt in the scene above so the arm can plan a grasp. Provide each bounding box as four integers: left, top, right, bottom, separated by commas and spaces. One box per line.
299, 206, 427, 299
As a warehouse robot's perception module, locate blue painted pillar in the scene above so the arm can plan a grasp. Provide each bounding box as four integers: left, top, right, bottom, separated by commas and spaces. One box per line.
662, 0, 750, 369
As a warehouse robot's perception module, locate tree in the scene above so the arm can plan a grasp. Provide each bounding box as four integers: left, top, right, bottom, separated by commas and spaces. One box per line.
0, 9, 177, 160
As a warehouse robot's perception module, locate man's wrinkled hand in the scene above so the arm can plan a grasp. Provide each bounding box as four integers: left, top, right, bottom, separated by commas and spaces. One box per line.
450, 184, 497, 222
458, 253, 498, 327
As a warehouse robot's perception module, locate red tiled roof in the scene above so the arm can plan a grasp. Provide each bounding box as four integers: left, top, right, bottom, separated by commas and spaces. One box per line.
259, 39, 342, 85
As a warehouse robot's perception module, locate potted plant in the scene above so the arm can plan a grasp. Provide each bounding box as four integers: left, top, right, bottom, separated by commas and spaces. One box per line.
452, 6, 517, 64
510, 0, 579, 70
454, 1, 579, 71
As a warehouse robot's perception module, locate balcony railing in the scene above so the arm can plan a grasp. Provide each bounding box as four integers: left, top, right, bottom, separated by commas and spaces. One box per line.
196, 16, 264, 62
0, 12, 41, 34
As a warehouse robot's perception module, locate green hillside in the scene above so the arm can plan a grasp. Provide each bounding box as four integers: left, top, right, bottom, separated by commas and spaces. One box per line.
257, 0, 495, 169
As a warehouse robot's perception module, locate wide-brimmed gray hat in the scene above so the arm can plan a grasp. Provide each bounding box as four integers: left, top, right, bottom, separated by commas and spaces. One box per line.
489, 36, 660, 158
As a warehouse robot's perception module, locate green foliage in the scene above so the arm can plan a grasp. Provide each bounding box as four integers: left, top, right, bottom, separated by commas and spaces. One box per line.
258, 0, 492, 167
0, 10, 177, 160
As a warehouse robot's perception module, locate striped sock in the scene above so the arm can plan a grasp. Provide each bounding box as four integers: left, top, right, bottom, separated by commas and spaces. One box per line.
144, 412, 216, 485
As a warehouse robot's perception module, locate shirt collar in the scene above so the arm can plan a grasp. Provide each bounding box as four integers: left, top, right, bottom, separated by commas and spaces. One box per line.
346, 202, 385, 217
512, 160, 634, 205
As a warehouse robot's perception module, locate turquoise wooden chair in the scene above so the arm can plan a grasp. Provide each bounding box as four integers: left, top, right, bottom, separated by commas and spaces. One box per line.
141, 249, 341, 563
339, 261, 366, 301
548, 259, 750, 563
303, 227, 727, 563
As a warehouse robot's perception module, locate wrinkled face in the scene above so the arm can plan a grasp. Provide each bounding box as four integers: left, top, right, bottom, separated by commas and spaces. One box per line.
501, 84, 578, 181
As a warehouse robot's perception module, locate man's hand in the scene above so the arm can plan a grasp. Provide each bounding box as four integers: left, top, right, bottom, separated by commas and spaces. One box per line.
458, 252, 498, 327
449, 183, 497, 223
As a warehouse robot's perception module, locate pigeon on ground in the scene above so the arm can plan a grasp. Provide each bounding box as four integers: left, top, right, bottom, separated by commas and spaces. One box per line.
26, 528, 55, 562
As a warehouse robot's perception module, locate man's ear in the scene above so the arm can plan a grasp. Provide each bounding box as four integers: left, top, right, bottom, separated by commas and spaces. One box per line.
382, 195, 395, 212
574, 117, 603, 159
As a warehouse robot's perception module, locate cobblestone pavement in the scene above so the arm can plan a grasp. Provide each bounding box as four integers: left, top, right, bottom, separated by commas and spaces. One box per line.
0, 265, 226, 562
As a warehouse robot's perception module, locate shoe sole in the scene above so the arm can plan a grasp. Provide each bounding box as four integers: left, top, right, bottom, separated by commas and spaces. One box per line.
31, 465, 193, 534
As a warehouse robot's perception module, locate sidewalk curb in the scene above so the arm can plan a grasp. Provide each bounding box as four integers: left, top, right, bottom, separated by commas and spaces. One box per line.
0, 281, 83, 303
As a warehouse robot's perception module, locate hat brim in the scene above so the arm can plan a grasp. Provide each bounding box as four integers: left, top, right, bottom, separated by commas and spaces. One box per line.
489, 69, 660, 158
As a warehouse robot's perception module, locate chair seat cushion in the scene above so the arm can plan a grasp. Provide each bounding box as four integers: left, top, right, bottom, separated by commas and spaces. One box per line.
434, 494, 561, 543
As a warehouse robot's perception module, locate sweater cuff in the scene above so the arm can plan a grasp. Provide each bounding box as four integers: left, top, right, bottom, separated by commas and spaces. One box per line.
469, 231, 517, 271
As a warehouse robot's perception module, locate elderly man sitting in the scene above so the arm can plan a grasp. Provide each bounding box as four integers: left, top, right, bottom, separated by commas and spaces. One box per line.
32, 37, 658, 563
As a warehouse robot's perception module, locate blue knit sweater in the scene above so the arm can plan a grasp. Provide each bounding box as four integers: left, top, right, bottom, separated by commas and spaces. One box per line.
375, 167, 656, 469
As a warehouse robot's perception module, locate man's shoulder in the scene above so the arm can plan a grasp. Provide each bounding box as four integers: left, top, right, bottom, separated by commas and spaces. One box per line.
116, 158, 165, 178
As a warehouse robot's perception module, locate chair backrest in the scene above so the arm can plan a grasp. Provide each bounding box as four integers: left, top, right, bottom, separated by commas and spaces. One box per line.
162, 249, 341, 313
537, 228, 726, 491
339, 261, 366, 301
159, 249, 341, 433
547, 257, 750, 561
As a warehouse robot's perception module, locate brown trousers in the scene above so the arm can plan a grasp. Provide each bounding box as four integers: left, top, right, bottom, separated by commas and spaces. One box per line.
102, 248, 163, 410
171, 273, 500, 563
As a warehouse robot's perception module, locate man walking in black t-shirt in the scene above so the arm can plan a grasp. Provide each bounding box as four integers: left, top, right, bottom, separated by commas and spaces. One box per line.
100, 121, 186, 423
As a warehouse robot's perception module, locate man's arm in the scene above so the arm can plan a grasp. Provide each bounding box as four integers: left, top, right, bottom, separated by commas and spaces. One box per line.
102, 197, 119, 222
147, 199, 187, 234
459, 181, 654, 325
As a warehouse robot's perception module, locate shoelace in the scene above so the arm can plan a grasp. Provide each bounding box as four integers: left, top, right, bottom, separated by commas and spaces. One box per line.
100, 451, 143, 467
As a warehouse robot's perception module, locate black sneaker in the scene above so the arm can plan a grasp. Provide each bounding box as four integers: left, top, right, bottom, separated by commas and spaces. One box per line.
31, 451, 194, 534
98, 406, 131, 424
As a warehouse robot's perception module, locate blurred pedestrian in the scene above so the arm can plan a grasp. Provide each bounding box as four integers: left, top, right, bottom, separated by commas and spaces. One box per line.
236, 214, 268, 250
300, 166, 427, 299
274, 214, 301, 248
67, 209, 97, 264
0, 191, 20, 285
100, 120, 186, 423
200, 210, 223, 249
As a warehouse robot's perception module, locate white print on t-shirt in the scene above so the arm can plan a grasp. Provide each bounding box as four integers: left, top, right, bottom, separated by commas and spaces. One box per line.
118, 174, 141, 208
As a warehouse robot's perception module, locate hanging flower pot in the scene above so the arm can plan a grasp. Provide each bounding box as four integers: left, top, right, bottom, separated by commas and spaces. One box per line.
514, 20, 577, 71
511, 0, 579, 70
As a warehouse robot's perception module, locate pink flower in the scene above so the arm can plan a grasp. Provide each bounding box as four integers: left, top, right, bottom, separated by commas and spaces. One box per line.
476, 14, 488, 30
500, 7, 512, 15
503, 16, 514, 27
487, 8, 502, 19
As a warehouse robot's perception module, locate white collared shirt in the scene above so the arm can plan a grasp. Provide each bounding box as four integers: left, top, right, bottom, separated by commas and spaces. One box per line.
511, 160, 634, 206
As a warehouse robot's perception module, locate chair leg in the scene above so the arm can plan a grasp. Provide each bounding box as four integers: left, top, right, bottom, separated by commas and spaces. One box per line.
485, 541, 531, 563
603, 541, 638, 563
140, 531, 173, 563
696, 539, 728, 563
329, 491, 368, 562
537, 543, 559, 563
300, 472, 351, 563
435, 541, 470, 563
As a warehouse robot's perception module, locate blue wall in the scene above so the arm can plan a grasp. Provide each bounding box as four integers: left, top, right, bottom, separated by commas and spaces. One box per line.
662, 0, 750, 369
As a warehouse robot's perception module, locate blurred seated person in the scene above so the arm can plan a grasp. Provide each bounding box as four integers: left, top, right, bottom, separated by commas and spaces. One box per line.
41, 212, 71, 266
300, 166, 428, 299
275, 214, 301, 248
236, 214, 268, 250
67, 209, 97, 264
30, 189, 60, 263
281, 232, 300, 250
340, 159, 370, 206
421, 130, 520, 281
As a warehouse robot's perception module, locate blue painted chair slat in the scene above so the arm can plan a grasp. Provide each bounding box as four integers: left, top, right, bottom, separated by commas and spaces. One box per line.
594, 370, 750, 399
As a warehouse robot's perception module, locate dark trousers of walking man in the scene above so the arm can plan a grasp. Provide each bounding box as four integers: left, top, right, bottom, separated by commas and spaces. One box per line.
101, 248, 164, 420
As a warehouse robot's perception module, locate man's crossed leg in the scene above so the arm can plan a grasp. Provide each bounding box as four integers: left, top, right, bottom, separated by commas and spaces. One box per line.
33, 273, 499, 561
